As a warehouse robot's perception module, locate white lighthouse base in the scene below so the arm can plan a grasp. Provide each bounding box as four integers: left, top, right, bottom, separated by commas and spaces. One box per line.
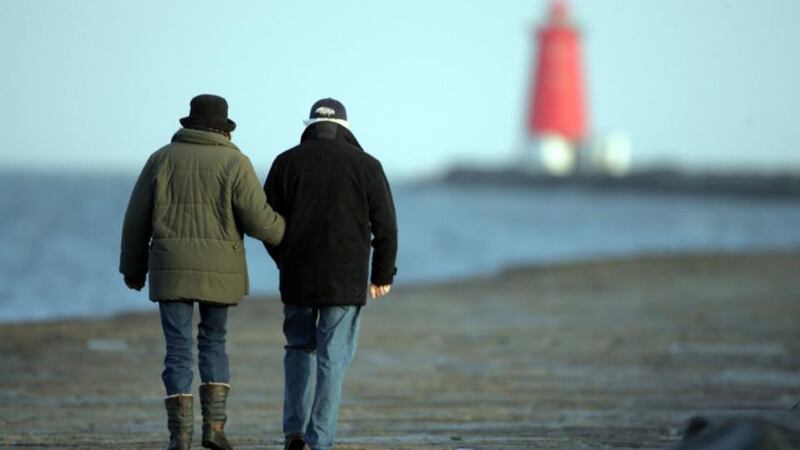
538, 134, 577, 176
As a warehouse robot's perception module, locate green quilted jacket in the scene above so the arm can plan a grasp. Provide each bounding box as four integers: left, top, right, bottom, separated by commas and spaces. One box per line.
119, 128, 285, 304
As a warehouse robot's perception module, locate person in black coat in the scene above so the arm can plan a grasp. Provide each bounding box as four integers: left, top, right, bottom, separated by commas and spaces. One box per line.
263, 98, 397, 450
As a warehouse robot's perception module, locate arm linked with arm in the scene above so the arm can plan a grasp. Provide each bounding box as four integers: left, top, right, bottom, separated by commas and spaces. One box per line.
232, 156, 286, 246
263, 158, 286, 266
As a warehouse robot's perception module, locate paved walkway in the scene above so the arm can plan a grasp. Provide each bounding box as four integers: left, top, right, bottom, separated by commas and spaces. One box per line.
2, 252, 799, 449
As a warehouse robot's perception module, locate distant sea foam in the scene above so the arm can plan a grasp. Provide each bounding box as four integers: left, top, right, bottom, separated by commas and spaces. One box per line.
1, 171, 799, 322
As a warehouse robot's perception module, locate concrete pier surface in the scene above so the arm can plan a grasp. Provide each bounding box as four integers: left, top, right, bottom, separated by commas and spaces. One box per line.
2, 252, 799, 449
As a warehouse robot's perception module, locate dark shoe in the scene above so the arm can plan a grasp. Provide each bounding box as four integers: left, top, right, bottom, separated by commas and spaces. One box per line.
165, 394, 193, 450
284, 433, 311, 450
199, 383, 233, 450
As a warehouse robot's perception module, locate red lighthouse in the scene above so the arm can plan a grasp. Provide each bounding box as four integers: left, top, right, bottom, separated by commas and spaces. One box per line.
527, 0, 587, 175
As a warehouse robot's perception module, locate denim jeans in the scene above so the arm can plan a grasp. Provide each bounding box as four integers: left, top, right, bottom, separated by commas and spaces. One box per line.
283, 305, 362, 450
159, 301, 230, 396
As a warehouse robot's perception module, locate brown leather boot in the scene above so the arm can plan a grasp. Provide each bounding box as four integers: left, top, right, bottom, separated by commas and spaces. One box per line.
164, 394, 193, 450
199, 383, 233, 450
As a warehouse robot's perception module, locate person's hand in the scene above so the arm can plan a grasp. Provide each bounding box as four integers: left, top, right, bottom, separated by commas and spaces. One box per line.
369, 283, 391, 300
124, 275, 145, 291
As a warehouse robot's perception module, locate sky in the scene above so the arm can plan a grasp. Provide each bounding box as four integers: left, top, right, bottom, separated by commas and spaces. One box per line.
1, 0, 799, 178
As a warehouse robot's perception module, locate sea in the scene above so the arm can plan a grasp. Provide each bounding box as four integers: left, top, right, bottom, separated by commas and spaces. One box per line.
2, 171, 800, 323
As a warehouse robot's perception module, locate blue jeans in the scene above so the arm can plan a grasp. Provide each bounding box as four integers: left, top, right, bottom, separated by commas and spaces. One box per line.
159, 301, 230, 396
283, 305, 362, 450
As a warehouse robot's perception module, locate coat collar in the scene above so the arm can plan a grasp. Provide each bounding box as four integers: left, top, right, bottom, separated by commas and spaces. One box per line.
172, 128, 240, 152
300, 121, 363, 150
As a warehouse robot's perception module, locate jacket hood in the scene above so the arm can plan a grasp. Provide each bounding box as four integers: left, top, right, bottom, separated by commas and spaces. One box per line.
172, 128, 240, 152
300, 121, 363, 150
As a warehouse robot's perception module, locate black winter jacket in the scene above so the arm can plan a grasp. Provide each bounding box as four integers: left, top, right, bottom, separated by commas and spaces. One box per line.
263, 121, 398, 306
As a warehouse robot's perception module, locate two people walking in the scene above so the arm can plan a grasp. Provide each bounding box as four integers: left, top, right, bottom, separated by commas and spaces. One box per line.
120, 94, 398, 450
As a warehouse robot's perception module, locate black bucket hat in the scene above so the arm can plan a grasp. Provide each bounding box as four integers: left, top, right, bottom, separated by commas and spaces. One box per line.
180, 94, 236, 132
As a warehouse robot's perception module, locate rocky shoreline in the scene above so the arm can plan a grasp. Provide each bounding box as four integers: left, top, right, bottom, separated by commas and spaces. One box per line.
2, 251, 799, 449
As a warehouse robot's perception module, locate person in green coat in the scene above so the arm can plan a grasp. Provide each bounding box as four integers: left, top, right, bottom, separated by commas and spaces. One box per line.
120, 94, 285, 450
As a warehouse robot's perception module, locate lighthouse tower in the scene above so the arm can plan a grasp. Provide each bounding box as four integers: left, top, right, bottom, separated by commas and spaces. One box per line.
527, 0, 587, 176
